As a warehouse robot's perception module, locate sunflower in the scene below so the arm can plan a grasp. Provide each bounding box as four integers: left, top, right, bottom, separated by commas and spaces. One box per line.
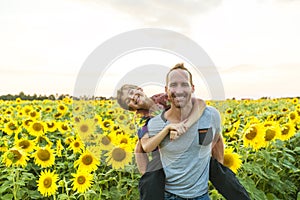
35, 135, 53, 147
111, 132, 135, 151
33, 146, 55, 168
74, 149, 100, 172
57, 121, 71, 134
243, 123, 265, 150
291, 97, 299, 104
75, 118, 96, 139
17, 110, 25, 119
44, 121, 57, 133
43, 106, 53, 113
57, 103, 68, 115
71, 170, 93, 193
262, 121, 281, 146
225, 108, 234, 115
98, 134, 115, 151
65, 136, 75, 145
29, 120, 45, 137
15, 97, 22, 104
3, 121, 22, 136
115, 113, 128, 124
2, 148, 29, 167
0, 138, 8, 152
28, 110, 41, 119
37, 169, 59, 197
223, 148, 242, 174
288, 111, 298, 123
105, 144, 133, 170
63, 97, 73, 105
69, 137, 85, 154
73, 105, 83, 114
224, 120, 240, 138
122, 121, 137, 136
14, 137, 36, 153
279, 123, 296, 141
99, 119, 114, 132
22, 118, 34, 130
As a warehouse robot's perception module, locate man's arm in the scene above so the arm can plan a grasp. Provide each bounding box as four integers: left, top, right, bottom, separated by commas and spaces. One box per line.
212, 133, 224, 164
134, 140, 149, 175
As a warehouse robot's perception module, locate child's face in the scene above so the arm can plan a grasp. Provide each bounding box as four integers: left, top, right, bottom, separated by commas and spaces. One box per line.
121, 87, 148, 111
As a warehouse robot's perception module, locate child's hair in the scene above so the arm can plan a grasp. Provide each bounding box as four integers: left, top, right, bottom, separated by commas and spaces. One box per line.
116, 84, 139, 110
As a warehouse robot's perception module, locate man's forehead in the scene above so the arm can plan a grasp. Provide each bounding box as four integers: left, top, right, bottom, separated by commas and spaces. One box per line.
167, 69, 190, 81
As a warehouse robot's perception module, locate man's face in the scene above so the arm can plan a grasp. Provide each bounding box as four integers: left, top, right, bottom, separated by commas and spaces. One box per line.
165, 69, 194, 108
121, 87, 148, 111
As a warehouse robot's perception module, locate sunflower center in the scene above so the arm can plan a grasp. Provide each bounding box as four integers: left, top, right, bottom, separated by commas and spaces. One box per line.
80, 125, 88, 133
37, 149, 50, 161
290, 113, 296, 120
129, 124, 135, 130
33, 123, 43, 132
282, 126, 289, 135
59, 105, 65, 110
82, 155, 93, 165
265, 129, 275, 141
19, 140, 30, 149
25, 119, 33, 126
245, 127, 257, 140
9, 123, 17, 130
10, 150, 22, 162
43, 177, 52, 188
223, 155, 233, 167
120, 138, 128, 144
55, 113, 62, 118
77, 175, 86, 185
112, 148, 126, 162
104, 122, 110, 128
102, 136, 111, 145
119, 115, 125, 120
30, 112, 37, 118
74, 117, 80, 123
47, 122, 55, 128
61, 124, 68, 131
74, 142, 80, 148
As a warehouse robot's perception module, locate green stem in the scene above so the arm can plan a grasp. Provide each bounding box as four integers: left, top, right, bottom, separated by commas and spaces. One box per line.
13, 168, 20, 200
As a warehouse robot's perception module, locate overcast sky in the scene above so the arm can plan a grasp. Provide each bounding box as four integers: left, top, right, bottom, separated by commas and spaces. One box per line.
0, 0, 300, 99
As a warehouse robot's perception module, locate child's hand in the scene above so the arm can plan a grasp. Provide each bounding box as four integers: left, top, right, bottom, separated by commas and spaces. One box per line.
169, 123, 187, 141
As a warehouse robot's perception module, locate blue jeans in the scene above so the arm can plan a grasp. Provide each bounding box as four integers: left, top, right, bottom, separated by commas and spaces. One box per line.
164, 191, 210, 200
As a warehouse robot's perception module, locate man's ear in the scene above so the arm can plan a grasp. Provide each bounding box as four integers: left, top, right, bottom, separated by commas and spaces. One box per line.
192, 84, 195, 93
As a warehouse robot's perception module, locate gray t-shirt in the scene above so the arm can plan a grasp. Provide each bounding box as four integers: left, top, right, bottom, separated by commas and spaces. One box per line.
147, 106, 221, 198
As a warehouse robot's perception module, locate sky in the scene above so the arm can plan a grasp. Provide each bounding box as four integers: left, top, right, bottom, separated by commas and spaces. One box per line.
0, 0, 300, 100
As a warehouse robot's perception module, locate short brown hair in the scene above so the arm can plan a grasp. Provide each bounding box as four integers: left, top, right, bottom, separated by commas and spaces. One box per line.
166, 63, 194, 86
116, 84, 138, 110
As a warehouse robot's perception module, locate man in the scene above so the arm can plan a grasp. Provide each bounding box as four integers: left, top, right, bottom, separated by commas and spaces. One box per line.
140, 63, 224, 200
117, 69, 251, 199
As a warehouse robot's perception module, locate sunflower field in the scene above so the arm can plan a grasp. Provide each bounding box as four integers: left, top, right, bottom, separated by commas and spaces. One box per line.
0, 97, 299, 200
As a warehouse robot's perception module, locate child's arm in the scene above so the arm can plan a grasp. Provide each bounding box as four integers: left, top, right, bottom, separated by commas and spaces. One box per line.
141, 123, 185, 152
183, 98, 206, 129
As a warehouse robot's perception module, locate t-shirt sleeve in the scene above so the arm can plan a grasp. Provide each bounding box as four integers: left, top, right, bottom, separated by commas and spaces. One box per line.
211, 107, 222, 136
147, 115, 167, 138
